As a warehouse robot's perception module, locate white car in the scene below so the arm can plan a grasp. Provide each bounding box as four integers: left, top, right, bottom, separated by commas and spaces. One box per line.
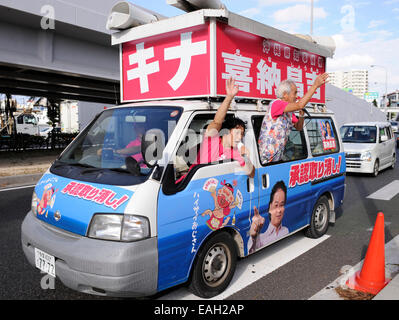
390, 120, 399, 133
340, 122, 396, 177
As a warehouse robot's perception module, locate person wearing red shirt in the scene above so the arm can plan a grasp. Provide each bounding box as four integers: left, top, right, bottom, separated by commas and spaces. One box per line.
176, 77, 255, 184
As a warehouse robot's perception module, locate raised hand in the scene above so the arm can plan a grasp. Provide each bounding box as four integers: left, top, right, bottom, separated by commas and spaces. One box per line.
249, 206, 265, 237
226, 77, 239, 98
314, 73, 329, 88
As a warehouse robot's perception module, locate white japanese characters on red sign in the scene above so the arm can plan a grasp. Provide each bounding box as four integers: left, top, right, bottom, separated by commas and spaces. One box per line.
216, 23, 326, 103
122, 24, 210, 101
121, 21, 326, 103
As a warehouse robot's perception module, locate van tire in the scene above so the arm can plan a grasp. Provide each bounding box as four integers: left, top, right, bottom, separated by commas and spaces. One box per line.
372, 160, 379, 177
188, 232, 237, 298
305, 196, 330, 239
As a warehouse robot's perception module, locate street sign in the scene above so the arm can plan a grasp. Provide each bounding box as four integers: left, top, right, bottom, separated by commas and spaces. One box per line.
364, 92, 379, 103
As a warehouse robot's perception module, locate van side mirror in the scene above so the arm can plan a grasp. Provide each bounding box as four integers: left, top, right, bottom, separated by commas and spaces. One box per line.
381, 135, 388, 142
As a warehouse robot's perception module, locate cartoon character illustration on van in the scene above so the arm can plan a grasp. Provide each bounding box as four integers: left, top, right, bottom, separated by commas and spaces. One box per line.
37, 183, 59, 218
201, 179, 243, 231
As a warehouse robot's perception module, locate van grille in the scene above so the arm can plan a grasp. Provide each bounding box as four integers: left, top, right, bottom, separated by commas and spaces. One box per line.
345, 153, 361, 159
346, 161, 361, 168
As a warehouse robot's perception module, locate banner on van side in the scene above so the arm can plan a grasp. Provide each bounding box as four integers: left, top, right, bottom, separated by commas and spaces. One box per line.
288, 156, 342, 188
121, 21, 326, 103
33, 173, 133, 236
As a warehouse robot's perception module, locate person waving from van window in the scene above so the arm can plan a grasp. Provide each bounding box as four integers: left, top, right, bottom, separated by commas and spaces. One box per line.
176, 78, 255, 183
258, 73, 329, 164
199, 77, 255, 178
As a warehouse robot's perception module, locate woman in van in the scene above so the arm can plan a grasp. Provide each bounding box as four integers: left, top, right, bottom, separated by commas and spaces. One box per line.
176, 77, 255, 183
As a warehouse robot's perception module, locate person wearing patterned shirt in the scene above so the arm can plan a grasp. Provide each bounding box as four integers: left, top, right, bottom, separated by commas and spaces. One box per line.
258, 73, 329, 164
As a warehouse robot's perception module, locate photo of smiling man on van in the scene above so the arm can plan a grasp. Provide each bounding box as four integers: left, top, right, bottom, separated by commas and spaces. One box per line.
258, 73, 329, 164
248, 181, 289, 254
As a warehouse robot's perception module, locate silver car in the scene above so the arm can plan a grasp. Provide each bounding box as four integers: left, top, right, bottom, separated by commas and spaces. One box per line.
390, 121, 399, 133
340, 122, 396, 177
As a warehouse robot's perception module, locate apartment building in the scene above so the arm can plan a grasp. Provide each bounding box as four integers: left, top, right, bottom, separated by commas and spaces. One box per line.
329, 70, 369, 100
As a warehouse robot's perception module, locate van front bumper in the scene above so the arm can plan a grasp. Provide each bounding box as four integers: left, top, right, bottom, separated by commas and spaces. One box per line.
21, 211, 158, 297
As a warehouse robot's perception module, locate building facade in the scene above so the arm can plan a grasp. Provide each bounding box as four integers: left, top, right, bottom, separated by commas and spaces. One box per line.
329, 70, 369, 100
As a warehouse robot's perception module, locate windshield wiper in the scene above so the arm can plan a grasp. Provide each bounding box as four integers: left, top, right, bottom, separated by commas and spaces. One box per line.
53, 160, 95, 169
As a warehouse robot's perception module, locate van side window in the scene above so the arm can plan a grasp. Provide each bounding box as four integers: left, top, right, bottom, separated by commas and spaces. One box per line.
173, 114, 213, 181
24, 115, 37, 125
252, 115, 307, 164
379, 127, 386, 142
163, 113, 241, 195
386, 127, 392, 140
307, 118, 339, 156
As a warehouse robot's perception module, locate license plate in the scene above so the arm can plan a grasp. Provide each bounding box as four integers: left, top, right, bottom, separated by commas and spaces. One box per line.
35, 248, 56, 278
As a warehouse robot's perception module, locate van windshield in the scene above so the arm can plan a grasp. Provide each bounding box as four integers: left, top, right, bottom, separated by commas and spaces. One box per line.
51, 106, 182, 186
340, 125, 377, 143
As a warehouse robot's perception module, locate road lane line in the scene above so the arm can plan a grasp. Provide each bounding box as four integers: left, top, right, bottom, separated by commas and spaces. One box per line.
0, 185, 36, 192
158, 233, 330, 300
367, 180, 399, 201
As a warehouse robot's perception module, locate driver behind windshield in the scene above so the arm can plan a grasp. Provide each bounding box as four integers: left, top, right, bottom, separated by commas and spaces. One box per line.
97, 123, 147, 169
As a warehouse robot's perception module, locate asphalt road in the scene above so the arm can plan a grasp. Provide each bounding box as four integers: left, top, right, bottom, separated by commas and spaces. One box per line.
1, 156, 399, 300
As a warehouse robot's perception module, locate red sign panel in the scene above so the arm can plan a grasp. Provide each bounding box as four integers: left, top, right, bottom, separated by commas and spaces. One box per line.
121, 23, 211, 101
216, 23, 326, 103
121, 21, 326, 103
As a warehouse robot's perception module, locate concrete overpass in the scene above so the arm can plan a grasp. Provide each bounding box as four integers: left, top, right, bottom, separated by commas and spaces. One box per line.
0, 0, 122, 104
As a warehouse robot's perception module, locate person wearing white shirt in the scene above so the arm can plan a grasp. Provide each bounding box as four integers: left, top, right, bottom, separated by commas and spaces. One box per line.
248, 181, 289, 254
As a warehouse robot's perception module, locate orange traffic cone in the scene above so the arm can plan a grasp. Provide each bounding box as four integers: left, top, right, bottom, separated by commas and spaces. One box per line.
346, 212, 391, 295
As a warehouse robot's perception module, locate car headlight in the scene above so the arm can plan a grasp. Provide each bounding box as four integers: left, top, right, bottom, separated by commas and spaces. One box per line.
31, 191, 38, 216
360, 151, 372, 162
88, 214, 150, 242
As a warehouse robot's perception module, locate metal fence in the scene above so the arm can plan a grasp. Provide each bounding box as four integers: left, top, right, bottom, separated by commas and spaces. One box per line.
0, 132, 77, 151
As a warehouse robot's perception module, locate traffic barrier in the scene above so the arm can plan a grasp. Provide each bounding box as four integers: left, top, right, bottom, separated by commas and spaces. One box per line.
346, 212, 391, 295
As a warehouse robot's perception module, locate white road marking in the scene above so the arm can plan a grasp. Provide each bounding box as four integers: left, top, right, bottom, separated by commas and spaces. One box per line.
159, 233, 330, 300
0, 185, 36, 192
367, 180, 399, 201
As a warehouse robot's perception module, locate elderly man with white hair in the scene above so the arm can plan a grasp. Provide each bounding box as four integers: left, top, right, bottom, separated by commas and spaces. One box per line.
258, 73, 329, 164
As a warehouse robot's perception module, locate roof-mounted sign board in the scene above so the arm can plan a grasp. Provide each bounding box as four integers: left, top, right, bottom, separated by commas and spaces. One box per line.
120, 14, 327, 103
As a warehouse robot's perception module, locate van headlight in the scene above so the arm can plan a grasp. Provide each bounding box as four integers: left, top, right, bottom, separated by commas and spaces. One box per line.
31, 191, 38, 216
88, 214, 150, 242
360, 151, 372, 162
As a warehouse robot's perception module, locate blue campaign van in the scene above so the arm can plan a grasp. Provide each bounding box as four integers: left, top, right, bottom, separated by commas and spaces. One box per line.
21, 100, 345, 298
21, 4, 344, 298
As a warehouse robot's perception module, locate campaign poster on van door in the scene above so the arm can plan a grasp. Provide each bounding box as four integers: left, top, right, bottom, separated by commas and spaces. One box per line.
320, 119, 336, 150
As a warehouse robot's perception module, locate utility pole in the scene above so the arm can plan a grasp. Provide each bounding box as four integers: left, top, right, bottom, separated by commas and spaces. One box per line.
310, 0, 314, 35
370, 65, 388, 119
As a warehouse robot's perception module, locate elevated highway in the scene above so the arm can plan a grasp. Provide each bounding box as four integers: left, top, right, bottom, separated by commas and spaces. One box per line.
0, 0, 121, 104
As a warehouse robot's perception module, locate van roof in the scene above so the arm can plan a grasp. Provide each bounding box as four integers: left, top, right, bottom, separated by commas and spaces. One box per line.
342, 121, 391, 127
111, 99, 335, 116
112, 9, 334, 58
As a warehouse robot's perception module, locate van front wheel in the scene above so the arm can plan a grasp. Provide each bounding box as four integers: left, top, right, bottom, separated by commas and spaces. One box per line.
305, 196, 330, 239
189, 232, 237, 298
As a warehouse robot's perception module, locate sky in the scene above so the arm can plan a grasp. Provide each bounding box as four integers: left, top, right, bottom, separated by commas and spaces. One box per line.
128, 0, 399, 98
